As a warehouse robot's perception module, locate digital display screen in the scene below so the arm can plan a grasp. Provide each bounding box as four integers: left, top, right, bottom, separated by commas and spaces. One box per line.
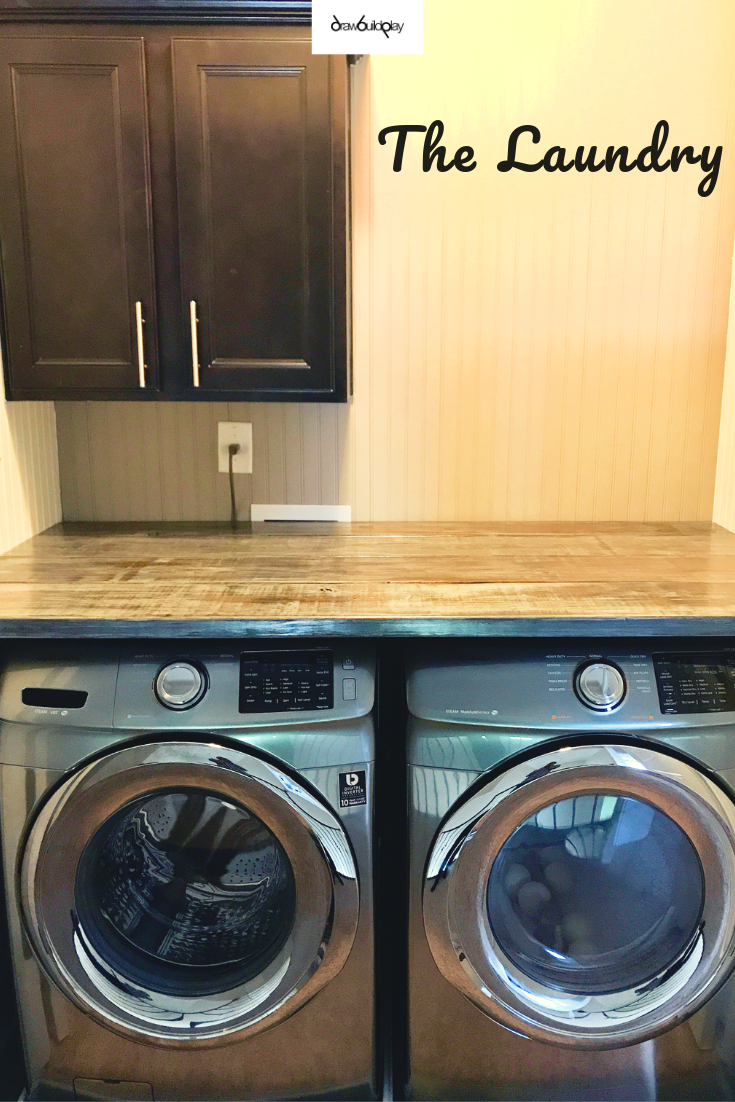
239, 650, 333, 713
653, 653, 735, 715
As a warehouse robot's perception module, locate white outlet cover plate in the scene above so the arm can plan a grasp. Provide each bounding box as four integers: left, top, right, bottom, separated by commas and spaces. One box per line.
218, 422, 252, 473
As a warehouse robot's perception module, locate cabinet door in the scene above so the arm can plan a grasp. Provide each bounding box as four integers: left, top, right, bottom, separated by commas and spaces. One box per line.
172, 39, 348, 400
0, 37, 158, 398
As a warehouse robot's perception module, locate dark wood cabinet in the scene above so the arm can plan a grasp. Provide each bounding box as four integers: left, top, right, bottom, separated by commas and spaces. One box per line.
0, 24, 350, 402
173, 38, 346, 398
0, 36, 159, 396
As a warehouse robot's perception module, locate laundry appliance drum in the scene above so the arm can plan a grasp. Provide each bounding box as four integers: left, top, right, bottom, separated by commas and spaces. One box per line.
423, 742, 735, 1049
20, 740, 359, 1046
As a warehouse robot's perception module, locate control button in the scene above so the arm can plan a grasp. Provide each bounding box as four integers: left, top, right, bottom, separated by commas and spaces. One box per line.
342, 677, 357, 701
155, 662, 206, 710
575, 662, 626, 711
342, 657, 356, 670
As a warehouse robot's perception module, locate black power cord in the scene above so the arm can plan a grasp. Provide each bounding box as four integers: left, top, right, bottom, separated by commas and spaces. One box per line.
228, 443, 240, 531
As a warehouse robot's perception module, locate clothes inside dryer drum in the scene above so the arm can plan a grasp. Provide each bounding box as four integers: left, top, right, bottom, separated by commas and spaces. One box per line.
74, 788, 296, 996
487, 794, 704, 996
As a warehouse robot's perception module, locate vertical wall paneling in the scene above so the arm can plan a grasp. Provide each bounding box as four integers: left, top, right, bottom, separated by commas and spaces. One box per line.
55, 401, 350, 522
0, 345, 61, 554
347, 0, 735, 522
713, 251, 735, 531
55, 0, 735, 524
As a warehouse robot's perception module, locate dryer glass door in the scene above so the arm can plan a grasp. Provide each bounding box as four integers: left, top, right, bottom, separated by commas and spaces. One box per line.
487, 794, 704, 994
423, 742, 735, 1048
20, 741, 359, 1044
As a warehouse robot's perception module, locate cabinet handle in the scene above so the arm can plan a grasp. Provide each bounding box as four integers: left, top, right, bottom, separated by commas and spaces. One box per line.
135, 301, 146, 389
190, 300, 200, 388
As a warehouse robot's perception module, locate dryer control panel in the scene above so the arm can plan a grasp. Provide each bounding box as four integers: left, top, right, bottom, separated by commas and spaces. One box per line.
407, 644, 735, 730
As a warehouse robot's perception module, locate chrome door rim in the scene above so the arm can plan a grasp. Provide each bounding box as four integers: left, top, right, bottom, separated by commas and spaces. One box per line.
423, 742, 735, 1048
20, 740, 359, 1047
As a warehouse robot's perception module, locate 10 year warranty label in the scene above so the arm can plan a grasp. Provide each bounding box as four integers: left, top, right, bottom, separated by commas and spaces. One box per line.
312, 0, 423, 54
339, 770, 367, 807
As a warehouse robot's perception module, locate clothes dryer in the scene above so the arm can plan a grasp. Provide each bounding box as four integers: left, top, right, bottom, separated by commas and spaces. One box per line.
407, 642, 735, 1101
0, 642, 376, 1101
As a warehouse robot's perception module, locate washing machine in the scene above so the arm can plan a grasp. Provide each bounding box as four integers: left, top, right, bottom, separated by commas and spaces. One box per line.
406, 641, 735, 1101
0, 641, 377, 1101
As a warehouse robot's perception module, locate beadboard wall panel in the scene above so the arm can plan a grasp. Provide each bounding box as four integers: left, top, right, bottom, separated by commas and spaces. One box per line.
55, 401, 349, 522
56, 0, 735, 523
713, 254, 735, 531
0, 351, 61, 553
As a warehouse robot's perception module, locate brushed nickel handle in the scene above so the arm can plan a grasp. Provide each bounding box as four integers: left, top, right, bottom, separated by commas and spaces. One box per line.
135, 301, 146, 388
190, 300, 200, 388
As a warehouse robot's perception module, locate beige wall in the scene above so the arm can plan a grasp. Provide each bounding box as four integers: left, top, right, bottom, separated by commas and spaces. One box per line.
0, 349, 61, 553
713, 252, 735, 530
57, 0, 735, 523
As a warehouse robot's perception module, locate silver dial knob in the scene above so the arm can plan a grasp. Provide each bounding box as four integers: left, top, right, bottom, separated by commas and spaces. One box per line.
155, 662, 206, 709
575, 662, 626, 710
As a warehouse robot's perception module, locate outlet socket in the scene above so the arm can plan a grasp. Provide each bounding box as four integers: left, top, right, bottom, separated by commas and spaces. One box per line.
218, 422, 252, 474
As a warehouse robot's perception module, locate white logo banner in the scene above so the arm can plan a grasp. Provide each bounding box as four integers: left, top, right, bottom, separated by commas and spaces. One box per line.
312, 0, 423, 54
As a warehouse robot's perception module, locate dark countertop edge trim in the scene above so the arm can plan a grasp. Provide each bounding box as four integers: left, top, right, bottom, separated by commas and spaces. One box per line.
1, 617, 735, 638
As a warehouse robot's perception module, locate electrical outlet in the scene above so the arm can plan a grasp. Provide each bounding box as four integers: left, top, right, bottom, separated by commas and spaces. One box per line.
218, 422, 252, 474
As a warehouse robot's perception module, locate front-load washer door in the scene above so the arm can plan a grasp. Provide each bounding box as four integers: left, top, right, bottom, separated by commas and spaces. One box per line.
423, 740, 735, 1049
20, 740, 359, 1046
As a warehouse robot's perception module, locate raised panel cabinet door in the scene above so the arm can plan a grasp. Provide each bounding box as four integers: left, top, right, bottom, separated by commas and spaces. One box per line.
172, 38, 348, 400
0, 37, 158, 398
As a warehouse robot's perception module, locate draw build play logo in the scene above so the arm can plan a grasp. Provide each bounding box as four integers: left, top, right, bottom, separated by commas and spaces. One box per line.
312, 0, 423, 54
331, 14, 405, 38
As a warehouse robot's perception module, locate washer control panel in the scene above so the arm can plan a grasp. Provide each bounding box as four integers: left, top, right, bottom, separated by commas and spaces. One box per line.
109, 643, 372, 729
0, 644, 375, 729
653, 652, 735, 715
155, 662, 207, 710
574, 661, 626, 711
239, 650, 333, 713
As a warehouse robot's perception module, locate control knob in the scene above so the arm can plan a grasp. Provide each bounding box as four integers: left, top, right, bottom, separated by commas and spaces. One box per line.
574, 661, 626, 711
155, 662, 207, 709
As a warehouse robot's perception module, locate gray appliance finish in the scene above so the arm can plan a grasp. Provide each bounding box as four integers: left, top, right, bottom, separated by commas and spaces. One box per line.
407, 642, 735, 1101
0, 642, 377, 1101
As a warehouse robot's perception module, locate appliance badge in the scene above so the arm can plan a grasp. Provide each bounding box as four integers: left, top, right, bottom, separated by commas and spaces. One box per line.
446, 709, 499, 716
339, 770, 367, 808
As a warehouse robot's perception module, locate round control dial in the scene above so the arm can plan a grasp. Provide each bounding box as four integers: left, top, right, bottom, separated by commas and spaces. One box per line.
575, 662, 626, 711
154, 662, 206, 710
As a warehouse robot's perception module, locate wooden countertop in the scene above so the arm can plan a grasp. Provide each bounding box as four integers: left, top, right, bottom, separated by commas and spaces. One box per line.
2, 520, 735, 637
